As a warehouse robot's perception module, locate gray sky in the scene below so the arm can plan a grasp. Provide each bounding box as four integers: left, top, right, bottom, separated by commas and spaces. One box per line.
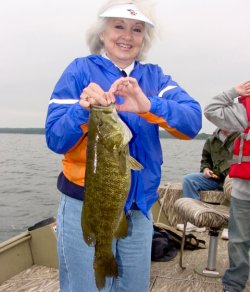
1, 0, 249, 134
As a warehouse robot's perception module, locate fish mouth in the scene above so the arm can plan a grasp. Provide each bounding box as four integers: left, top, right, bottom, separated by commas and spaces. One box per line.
91, 104, 115, 111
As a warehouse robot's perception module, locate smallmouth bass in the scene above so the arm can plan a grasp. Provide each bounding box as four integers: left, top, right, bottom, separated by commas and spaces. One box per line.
81, 104, 143, 290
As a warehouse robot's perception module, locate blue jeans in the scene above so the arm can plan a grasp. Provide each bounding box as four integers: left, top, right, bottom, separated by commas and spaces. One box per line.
222, 197, 250, 292
57, 194, 153, 292
182, 172, 223, 200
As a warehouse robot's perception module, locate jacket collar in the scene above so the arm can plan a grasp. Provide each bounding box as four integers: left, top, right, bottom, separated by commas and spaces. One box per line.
212, 128, 240, 147
88, 54, 143, 80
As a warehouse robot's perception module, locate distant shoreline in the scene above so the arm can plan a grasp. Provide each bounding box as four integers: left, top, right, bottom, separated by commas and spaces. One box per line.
0, 128, 45, 135
0, 128, 209, 139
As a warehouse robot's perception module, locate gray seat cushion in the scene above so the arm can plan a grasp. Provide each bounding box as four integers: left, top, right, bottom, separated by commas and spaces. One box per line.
174, 198, 229, 229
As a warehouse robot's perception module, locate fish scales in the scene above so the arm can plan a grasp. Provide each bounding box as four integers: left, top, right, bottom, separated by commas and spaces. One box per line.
81, 104, 142, 290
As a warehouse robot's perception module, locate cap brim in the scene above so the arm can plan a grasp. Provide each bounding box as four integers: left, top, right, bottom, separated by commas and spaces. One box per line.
99, 3, 154, 27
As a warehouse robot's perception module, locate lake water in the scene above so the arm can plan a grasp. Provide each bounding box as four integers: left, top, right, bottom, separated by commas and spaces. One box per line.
0, 134, 204, 243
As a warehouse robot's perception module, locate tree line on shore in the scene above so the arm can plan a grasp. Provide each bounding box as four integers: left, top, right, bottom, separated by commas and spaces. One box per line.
0, 128, 209, 139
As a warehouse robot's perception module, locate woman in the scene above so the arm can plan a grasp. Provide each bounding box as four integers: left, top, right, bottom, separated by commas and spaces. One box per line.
45, 1, 202, 291
204, 81, 250, 292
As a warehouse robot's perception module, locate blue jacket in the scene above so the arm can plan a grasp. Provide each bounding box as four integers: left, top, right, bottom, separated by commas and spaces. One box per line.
45, 55, 202, 216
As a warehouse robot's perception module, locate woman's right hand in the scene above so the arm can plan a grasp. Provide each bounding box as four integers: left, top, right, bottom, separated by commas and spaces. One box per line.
79, 83, 115, 110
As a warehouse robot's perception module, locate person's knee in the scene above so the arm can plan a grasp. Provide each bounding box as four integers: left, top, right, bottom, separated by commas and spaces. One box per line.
182, 174, 189, 182
182, 173, 202, 199
182, 173, 193, 186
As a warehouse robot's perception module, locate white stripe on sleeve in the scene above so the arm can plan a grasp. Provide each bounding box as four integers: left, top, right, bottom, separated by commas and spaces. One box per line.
159, 86, 177, 97
49, 99, 79, 105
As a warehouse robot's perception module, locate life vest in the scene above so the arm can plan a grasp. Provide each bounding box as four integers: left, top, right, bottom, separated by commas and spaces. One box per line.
229, 96, 250, 180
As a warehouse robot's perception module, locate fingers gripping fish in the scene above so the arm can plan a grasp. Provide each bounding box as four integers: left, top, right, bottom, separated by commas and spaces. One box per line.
81, 104, 143, 290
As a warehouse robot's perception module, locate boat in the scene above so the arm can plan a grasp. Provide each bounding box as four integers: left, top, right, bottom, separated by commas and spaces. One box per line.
1, 186, 250, 292
0, 217, 59, 291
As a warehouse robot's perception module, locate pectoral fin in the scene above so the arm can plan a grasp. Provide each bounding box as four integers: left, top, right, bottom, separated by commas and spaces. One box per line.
128, 156, 143, 170
119, 149, 143, 173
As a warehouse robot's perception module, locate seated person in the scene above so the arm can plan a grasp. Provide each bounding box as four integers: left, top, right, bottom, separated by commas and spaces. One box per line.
177, 128, 239, 232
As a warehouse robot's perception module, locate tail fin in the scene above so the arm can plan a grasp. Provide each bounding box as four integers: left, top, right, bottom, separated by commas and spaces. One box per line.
94, 252, 118, 290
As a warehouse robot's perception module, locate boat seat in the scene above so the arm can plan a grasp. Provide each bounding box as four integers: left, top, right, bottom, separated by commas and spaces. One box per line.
173, 198, 229, 278
222, 175, 232, 204
200, 190, 226, 204
157, 183, 227, 227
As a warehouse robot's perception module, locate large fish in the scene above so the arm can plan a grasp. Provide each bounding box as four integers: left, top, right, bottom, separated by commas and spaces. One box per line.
81, 104, 143, 290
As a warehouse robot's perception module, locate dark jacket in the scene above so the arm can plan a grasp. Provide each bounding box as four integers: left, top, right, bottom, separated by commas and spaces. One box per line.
200, 129, 240, 182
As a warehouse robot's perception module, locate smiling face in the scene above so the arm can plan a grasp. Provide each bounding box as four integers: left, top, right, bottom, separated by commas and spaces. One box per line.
100, 18, 145, 68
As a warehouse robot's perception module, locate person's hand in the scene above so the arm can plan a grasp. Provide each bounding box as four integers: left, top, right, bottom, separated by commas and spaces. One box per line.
203, 168, 218, 179
80, 83, 115, 110
234, 81, 250, 97
109, 77, 151, 113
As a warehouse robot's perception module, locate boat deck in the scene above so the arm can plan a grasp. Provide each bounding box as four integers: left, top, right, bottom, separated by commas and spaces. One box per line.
151, 231, 231, 292
0, 265, 59, 292
1, 231, 250, 292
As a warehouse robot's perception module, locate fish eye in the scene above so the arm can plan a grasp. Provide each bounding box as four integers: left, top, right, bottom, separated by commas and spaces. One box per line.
97, 120, 103, 127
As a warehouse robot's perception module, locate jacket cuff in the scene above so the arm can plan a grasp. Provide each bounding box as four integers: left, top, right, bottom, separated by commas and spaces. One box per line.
147, 96, 158, 114
72, 102, 89, 123
226, 87, 240, 100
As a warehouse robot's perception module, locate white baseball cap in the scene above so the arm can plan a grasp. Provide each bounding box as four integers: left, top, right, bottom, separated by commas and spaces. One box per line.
99, 3, 154, 27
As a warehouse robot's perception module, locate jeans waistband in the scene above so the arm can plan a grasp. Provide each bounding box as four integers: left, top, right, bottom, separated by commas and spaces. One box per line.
57, 172, 84, 201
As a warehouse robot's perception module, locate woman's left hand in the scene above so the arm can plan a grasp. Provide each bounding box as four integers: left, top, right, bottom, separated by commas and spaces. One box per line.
109, 77, 151, 113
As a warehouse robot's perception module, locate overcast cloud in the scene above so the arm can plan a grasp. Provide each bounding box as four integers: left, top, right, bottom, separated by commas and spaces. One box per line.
1, 0, 250, 133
